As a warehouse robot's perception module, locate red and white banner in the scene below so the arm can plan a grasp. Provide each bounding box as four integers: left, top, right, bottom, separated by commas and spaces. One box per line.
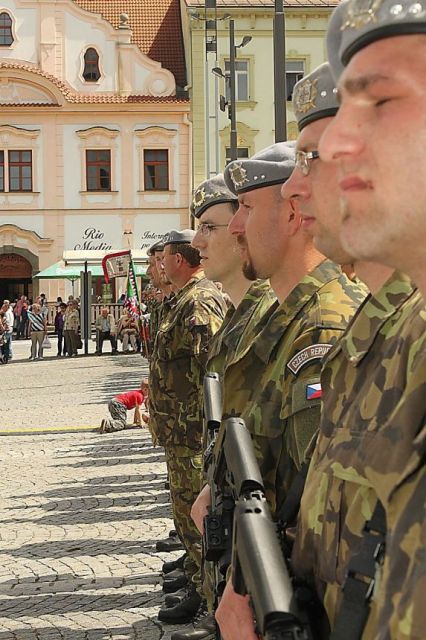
101, 250, 131, 283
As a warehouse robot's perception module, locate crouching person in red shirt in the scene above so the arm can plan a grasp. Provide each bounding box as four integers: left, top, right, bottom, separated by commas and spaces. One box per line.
100, 379, 149, 433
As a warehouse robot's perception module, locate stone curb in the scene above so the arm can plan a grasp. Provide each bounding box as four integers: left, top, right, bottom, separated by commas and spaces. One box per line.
0, 425, 99, 436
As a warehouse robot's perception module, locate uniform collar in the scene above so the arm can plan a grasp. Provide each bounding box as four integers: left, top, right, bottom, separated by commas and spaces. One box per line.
170, 271, 207, 307
253, 260, 343, 364
222, 280, 272, 353
333, 271, 417, 367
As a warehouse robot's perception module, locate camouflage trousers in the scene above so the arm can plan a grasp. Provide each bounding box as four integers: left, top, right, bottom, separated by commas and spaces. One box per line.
164, 447, 203, 591
103, 399, 127, 432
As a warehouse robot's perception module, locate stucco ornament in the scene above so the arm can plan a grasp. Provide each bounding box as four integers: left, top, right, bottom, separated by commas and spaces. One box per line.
144, 69, 175, 97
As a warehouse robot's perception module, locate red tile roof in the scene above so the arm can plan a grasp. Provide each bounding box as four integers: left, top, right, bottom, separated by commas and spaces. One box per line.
0, 62, 189, 104
186, 0, 338, 6
73, 0, 187, 87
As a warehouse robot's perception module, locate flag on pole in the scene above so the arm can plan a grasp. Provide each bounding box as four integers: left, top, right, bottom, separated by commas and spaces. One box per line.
124, 259, 141, 319
101, 250, 131, 284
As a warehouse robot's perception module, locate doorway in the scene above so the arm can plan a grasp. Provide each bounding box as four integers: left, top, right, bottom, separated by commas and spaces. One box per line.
0, 253, 34, 302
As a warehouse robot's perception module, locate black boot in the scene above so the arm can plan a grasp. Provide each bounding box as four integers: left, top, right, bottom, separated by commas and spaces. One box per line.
164, 567, 185, 581
158, 589, 202, 624
165, 584, 190, 607
163, 569, 188, 593
163, 552, 187, 574
156, 533, 185, 552
171, 607, 216, 640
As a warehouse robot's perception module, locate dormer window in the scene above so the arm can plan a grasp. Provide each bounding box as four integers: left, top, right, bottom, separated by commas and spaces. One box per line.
0, 12, 13, 46
83, 48, 100, 82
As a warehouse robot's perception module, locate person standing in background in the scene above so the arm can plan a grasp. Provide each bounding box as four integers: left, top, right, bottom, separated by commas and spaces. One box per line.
1, 301, 14, 361
27, 303, 47, 360
63, 301, 80, 357
55, 302, 67, 357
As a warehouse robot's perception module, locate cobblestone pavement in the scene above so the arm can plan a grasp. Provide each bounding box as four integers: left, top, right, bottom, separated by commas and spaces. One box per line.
2, 337, 147, 432
0, 339, 187, 639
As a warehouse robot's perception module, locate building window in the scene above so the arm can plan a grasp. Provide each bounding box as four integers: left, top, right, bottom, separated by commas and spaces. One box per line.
86, 149, 111, 191
9, 150, 32, 192
225, 146, 249, 166
83, 48, 101, 82
0, 151, 4, 191
286, 60, 305, 101
0, 12, 13, 46
144, 150, 169, 190
224, 60, 249, 101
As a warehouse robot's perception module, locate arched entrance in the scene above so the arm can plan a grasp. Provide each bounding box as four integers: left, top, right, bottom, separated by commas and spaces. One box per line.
0, 225, 51, 303
0, 253, 34, 301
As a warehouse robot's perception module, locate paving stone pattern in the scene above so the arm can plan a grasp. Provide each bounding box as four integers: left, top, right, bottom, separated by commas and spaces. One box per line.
1, 337, 147, 432
0, 340, 185, 639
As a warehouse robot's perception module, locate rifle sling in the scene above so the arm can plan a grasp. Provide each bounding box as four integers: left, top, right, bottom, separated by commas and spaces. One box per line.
330, 500, 386, 640
276, 462, 309, 527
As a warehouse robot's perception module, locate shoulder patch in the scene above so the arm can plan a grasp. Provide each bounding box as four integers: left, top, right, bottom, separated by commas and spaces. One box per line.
287, 344, 332, 375
306, 383, 322, 400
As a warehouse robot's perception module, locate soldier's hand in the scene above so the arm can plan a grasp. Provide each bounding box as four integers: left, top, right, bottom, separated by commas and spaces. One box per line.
215, 579, 258, 640
190, 484, 212, 534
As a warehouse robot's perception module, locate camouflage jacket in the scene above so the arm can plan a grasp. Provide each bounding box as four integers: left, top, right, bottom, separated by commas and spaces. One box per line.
374, 447, 425, 640
291, 272, 425, 637
367, 305, 426, 640
148, 294, 175, 361
221, 259, 367, 516
149, 272, 226, 452
207, 279, 277, 376
148, 298, 161, 346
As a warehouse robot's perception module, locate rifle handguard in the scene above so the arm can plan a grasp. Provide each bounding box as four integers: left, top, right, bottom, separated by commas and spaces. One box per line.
232, 497, 309, 639
222, 417, 265, 497
203, 372, 223, 437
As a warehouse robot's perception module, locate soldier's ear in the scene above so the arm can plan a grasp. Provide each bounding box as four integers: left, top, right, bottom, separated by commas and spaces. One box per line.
287, 200, 303, 237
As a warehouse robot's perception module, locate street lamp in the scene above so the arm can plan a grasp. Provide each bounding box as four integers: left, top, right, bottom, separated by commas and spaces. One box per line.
212, 20, 252, 163
190, 9, 231, 176
274, 0, 287, 141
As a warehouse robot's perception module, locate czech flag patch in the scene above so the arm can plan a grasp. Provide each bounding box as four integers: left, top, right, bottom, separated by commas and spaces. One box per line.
306, 383, 322, 400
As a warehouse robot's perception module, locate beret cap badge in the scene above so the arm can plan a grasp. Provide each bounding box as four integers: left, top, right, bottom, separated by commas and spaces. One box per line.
341, 0, 385, 30
294, 78, 319, 115
192, 188, 207, 208
229, 163, 249, 189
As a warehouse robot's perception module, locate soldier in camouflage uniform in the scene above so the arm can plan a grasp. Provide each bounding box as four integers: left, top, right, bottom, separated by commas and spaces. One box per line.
165, 175, 277, 640
215, 142, 366, 638
222, 143, 366, 515
146, 239, 173, 357
149, 229, 226, 625
278, 62, 425, 640
190, 174, 277, 418
145, 239, 174, 448
318, 5, 426, 637
291, 273, 424, 633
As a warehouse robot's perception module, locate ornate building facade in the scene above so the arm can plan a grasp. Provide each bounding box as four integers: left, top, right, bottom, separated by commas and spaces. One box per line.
0, 0, 190, 300
182, 0, 338, 186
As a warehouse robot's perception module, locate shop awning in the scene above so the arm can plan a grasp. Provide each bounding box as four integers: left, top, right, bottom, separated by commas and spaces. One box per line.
34, 261, 147, 279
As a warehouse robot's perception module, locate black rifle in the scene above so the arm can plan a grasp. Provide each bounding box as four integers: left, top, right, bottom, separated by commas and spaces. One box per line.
203, 378, 317, 640
203, 372, 222, 451
202, 373, 235, 601
223, 417, 315, 640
